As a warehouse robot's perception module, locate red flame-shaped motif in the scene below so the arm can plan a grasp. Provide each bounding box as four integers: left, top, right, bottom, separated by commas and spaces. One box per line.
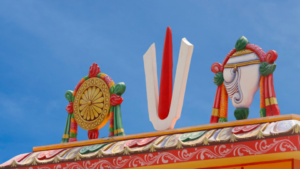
89, 63, 101, 78
158, 27, 173, 120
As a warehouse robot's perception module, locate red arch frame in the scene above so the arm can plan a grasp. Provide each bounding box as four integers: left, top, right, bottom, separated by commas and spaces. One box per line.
220, 44, 266, 72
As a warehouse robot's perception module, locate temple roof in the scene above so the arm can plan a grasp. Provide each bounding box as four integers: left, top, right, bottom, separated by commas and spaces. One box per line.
2, 114, 300, 169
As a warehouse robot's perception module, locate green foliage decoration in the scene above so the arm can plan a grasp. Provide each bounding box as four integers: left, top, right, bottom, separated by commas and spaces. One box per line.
234, 108, 249, 120
260, 108, 266, 117
260, 62, 276, 77
179, 131, 207, 142
235, 36, 249, 51
80, 143, 108, 154
213, 72, 224, 86
115, 82, 126, 96
65, 90, 74, 102
110, 86, 115, 94
218, 117, 228, 123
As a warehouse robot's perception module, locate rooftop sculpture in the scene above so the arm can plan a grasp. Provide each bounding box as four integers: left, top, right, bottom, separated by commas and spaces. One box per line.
143, 27, 194, 130
2, 28, 300, 169
210, 36, 280, 123
61, 63, 126, 143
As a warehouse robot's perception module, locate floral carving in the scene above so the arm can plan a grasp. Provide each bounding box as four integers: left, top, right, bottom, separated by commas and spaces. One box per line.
65, 102, 73, 113
110, 94, 123, 106
10, 136, 298, 169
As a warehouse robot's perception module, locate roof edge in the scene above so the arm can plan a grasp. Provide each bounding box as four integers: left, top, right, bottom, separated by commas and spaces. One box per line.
33, 114, 300, 152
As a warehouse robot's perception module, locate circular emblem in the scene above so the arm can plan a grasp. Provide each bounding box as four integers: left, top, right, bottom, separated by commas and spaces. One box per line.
73, 78, 110, 130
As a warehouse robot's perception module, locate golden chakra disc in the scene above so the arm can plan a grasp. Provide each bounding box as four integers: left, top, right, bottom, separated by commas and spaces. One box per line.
73, 78, 110, 130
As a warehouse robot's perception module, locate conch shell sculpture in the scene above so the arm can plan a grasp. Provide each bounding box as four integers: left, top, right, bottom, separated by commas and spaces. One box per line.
210, 36, 280, 123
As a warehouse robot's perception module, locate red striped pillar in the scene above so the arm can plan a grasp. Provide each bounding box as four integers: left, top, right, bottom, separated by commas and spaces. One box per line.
210, 85, 221, 123
264, 50, 280, 116
268, 74, 280, 115
210, 63, 223, 123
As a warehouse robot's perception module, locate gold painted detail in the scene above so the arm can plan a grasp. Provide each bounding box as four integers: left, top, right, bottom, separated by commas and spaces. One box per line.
97, 150, 104, 158
10, 160, 17, 167
63, 134, 69, 139
256, 130, 265, 139
79, 86, 105, 121
53, 156, 60, 163
231, 49, 253, 57
31, 158, 37, 166
229, 135, 237, 142
123, 147, 130, 155
224, 59, 261, 68
212, 108, 219, 117
265, 98, 270, 106
203, 137, 210, 146
114, 128, 124, 134
176, 141, 183, 149
291, 124, 300, 134
74, 78, 110, 130
75, 153, 81, 161
149, 145, 156, 152
270, 97, 278, 105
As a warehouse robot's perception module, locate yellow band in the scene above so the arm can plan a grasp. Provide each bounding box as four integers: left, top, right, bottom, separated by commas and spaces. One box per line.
100, 73, 107, 79
231, 49, 253, 58
109, 81, 115, 88
114, 128, 124, 134
224, 59, 261, 68
63, 134, 69, 138
265, 98, 270, 106
212, 108, 219, 117
270, 97, 278, 105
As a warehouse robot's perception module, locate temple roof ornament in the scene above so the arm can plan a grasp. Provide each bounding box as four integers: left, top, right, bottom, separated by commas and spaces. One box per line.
143, 27, 194, 130
2, 30, 297, 169
62, 63, 126, 143
210, 36, 280, 123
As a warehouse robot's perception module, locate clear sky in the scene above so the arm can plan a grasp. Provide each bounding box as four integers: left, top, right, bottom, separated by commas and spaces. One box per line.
1, 0, 300, 163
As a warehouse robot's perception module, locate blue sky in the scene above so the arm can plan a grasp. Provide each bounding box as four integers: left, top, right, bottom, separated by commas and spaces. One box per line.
1, 0, 300, 163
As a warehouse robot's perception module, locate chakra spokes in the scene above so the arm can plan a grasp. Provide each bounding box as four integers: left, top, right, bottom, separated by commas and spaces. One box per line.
73, 78, 110, 130
79, 86, 105, 121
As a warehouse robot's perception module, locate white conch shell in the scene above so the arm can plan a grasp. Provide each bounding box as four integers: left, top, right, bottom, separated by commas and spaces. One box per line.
223, 53, 260, 108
